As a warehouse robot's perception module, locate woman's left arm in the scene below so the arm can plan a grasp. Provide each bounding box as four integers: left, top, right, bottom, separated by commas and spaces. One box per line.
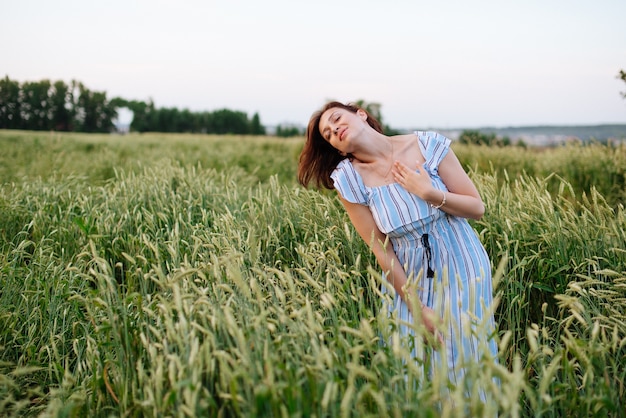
393, 149, 484, 220
434, 149, 484, 219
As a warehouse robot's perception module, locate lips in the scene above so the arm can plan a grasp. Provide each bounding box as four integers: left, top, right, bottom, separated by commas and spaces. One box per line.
339, 128, 347, 141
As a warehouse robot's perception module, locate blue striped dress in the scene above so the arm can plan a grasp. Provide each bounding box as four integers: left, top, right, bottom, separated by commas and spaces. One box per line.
331, 131, 498, 389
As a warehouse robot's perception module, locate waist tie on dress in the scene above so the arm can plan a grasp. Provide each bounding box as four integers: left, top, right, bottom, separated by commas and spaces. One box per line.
421, 233, 435, 279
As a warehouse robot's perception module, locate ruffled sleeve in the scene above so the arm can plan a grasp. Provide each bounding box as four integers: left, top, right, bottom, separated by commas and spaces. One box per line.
417, 131, 451, 174
330, 159, 368, 205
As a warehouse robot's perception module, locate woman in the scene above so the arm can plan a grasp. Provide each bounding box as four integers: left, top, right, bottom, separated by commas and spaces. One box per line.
298, 101, 498, 390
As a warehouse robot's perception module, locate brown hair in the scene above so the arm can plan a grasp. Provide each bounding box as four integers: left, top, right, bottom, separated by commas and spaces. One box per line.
297, 101, 384, 189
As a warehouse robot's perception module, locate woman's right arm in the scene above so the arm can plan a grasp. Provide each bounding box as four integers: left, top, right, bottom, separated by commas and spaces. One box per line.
339, 196, 407, 296
339, 196, 439, 335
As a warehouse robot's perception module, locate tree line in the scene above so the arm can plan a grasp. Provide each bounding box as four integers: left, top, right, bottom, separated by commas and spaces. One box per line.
0, 76, 266, 135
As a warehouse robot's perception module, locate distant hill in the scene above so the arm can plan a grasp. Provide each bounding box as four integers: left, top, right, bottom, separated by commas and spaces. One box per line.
432, 124, 626, 146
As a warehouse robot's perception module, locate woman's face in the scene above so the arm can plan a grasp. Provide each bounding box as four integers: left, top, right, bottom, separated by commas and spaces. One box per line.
318, 107, 367, 154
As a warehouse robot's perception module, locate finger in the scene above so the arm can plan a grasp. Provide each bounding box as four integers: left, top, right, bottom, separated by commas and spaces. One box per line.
396, 161, 411, 174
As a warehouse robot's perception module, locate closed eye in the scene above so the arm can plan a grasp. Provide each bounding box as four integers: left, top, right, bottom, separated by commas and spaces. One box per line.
327, 115, 341, 139
321, 111, 342, 141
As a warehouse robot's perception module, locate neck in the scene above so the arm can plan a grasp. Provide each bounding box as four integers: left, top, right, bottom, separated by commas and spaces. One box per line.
351, 132, 392, 164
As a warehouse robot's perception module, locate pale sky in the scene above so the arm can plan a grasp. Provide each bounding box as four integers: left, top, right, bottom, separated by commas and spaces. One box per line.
2, 0, 625, 129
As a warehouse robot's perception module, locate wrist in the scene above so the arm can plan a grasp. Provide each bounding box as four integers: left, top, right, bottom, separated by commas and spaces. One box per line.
430, 190, 446, 209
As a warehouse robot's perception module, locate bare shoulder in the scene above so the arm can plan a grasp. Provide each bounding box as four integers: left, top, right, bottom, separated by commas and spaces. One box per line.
391, 133, 418, 144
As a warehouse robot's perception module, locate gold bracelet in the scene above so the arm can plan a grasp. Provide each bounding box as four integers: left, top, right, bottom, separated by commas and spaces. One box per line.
431, 191, 446, 209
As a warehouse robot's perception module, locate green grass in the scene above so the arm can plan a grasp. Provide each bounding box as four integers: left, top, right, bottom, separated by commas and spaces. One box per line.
1, 130, 625, 417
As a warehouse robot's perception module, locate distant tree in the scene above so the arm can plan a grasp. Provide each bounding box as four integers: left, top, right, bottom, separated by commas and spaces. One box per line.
459, 130, 487, 145
275, 124, 301, 137
75, 82, 117, 133
458, 130, 511, 147
155, 107, 181, 132
196, 111, 214, 133
20, 79, 53, 130
0, 76, 267, 135
212, 108, 250, 134
50, 80, 73, 131
250, 112, 265, 135
0, 76, 22, 129
125, 99, 154, 132
619, 70, 626, 99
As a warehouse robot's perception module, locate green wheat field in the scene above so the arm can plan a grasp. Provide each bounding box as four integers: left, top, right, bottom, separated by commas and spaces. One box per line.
1, 130, 625, 417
